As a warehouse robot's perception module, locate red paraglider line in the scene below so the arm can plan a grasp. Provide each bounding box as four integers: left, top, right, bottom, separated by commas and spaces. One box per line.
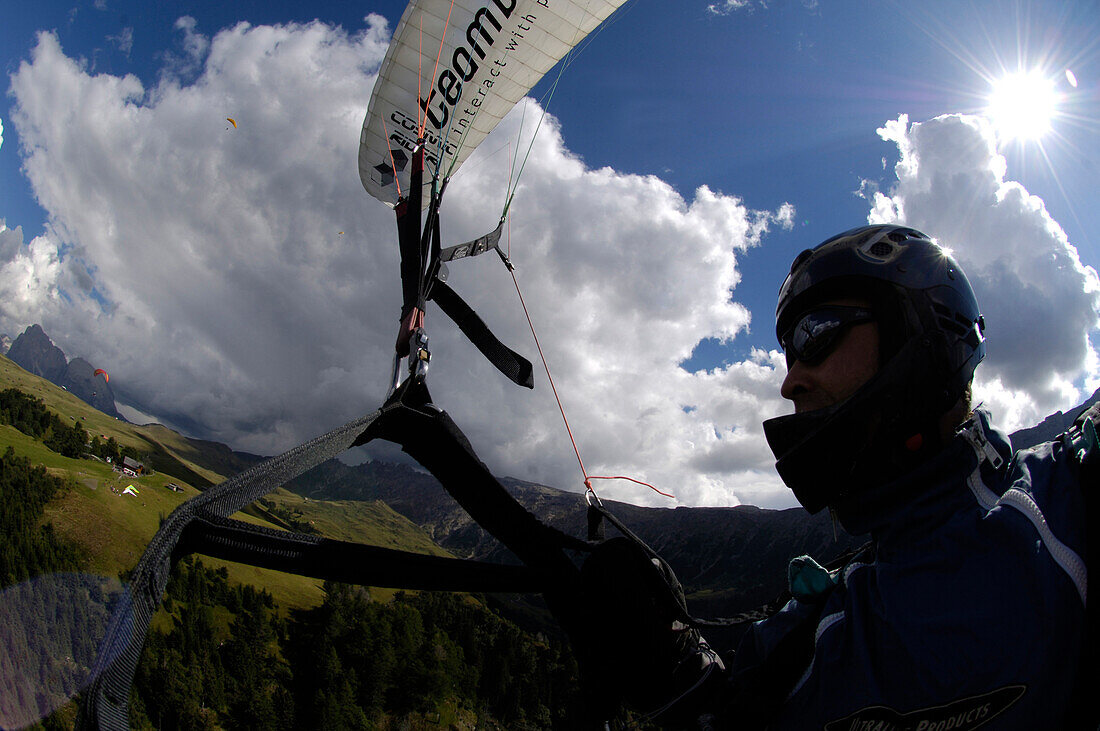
380, 114, 403, 199
504, 217, 673, 501
586, 475, 674, 499
419, 0, 458, 140
417, 13, 424, 132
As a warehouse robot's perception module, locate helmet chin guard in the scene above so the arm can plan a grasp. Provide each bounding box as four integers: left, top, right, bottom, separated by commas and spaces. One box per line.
764, 334, 943, 514
768, 226, 986, 513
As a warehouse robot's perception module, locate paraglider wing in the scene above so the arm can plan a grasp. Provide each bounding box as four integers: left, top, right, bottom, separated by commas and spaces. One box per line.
359, 0, 626, 208
93, 368, 109, 383
226, 117, 237, 128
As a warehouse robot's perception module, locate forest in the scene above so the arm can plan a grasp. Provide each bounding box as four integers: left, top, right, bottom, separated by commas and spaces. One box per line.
1, 388, 589, 729
0, 388, 139, 464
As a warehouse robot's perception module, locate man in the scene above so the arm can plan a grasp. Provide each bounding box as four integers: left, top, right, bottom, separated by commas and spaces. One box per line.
722, 224, 1089, 729
586, 225, 1091, 729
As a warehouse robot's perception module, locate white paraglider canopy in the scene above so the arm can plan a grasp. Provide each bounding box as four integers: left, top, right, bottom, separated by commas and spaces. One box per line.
359, 0, 625, 208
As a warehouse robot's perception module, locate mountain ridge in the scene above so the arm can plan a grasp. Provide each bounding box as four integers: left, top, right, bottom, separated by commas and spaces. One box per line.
6, 324, 122, 419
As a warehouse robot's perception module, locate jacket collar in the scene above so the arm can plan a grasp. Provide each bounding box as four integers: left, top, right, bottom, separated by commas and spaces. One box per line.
832, 408, 1011, 540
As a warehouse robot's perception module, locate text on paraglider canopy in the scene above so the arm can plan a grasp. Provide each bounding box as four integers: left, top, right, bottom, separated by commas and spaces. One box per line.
419, 0, 549, 138
387, 109, 458, 162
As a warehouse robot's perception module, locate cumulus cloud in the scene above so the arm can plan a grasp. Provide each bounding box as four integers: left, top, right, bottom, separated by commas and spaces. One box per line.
7, 13, 1096, 513
0, 222, 64, 329
6, 18, 796, 508
868, 114, 1100, 430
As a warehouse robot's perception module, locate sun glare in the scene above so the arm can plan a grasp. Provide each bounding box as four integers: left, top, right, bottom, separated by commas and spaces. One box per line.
986, 71, 1059, 142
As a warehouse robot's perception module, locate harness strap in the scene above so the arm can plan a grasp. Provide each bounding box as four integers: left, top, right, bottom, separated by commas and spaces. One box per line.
176, 514, 541, 593
395, 148, 424, 335
355, 381, 618, 722
78, 381, 597, 729
355, 380, 583, 570
429, 280, 534, 388
78, 409, 385, 730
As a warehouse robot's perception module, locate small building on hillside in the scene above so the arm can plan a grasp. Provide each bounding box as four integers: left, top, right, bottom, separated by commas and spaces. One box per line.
121, 457, 145, 477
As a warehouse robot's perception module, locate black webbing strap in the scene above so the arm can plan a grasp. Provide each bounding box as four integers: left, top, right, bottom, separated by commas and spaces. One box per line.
79, 409, 385, 730
429, 280, 535, 389
176, 514, 540, 593
355, 381, 609, 724
396, 146, 425, 329
395, 170, 530, 390
356, 381, 588, 569
79, 382, 596, 729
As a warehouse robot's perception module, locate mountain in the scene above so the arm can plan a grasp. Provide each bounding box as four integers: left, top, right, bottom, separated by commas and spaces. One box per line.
1, 359, 585, 731
7, 324, 67, 383
6, 324, 121, 419
1008, 386, 1100, 449
60, 357, 122, 419
285, 385, 1100, 637
7, 320, 1093, 629
287, 460, 863, 627
0, 353, 455, 609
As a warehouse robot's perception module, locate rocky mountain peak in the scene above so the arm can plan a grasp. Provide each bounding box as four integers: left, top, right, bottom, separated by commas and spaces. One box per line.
5, 324, 122, 419
7, 324, 68, 383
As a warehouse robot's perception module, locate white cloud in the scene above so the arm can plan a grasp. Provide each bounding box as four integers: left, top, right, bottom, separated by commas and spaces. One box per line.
0, 221, 64, 330
869, 113, 1100, 431
107, 27, 134, 57
7, 15, 1096, 514
707, 0, 753, 15
6, 18, 796, 508
1, 115, 4, 150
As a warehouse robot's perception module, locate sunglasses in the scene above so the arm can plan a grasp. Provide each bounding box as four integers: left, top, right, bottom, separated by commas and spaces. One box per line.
780, 305, 875, 367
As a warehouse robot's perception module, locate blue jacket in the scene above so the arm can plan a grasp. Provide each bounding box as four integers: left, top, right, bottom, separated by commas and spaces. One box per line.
727, 409, 1088, 729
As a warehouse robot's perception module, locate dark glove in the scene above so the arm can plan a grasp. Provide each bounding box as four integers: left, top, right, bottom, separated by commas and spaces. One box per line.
578, 537, 724, 722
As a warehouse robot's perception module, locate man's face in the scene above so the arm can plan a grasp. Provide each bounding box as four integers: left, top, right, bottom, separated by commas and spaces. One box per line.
780, 298, 880, 413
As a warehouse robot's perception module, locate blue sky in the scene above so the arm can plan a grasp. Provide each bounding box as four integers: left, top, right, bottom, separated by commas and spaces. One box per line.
2, 0, 1098, 508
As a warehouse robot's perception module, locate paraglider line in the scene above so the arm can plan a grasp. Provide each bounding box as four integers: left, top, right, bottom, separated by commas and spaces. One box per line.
505, 139, 515, 231
586, 475, 674, 499
419, 0, 459, 140
503, 0, 637, 219
505, 219, 671, 500
507, 263, 590, 489
380, 115, 403, 198
502, 9, 588, 219
418, 13, 424, 132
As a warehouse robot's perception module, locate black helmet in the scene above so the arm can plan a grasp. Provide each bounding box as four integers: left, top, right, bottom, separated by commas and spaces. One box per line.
763, 225, 986, 515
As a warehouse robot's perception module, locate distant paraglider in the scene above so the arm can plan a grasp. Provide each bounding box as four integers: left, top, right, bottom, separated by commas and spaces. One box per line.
94, 368, 109, 383
226, 117, 237, 130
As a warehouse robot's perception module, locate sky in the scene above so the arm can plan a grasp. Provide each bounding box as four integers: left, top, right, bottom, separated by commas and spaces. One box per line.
1, 0, 1098, 510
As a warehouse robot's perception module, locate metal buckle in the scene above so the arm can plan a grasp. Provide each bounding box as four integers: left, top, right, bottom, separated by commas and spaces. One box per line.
388, 327, 431, 397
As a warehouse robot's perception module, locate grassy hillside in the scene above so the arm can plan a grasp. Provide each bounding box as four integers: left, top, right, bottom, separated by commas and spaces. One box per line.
1, 354, 454, 611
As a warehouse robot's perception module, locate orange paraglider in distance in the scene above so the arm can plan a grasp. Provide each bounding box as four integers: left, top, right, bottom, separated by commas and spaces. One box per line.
94, 368, 109, 383
226, 117, 237, 129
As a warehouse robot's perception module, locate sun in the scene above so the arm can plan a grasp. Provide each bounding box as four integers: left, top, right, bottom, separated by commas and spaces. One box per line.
986, 70, 1060, 142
